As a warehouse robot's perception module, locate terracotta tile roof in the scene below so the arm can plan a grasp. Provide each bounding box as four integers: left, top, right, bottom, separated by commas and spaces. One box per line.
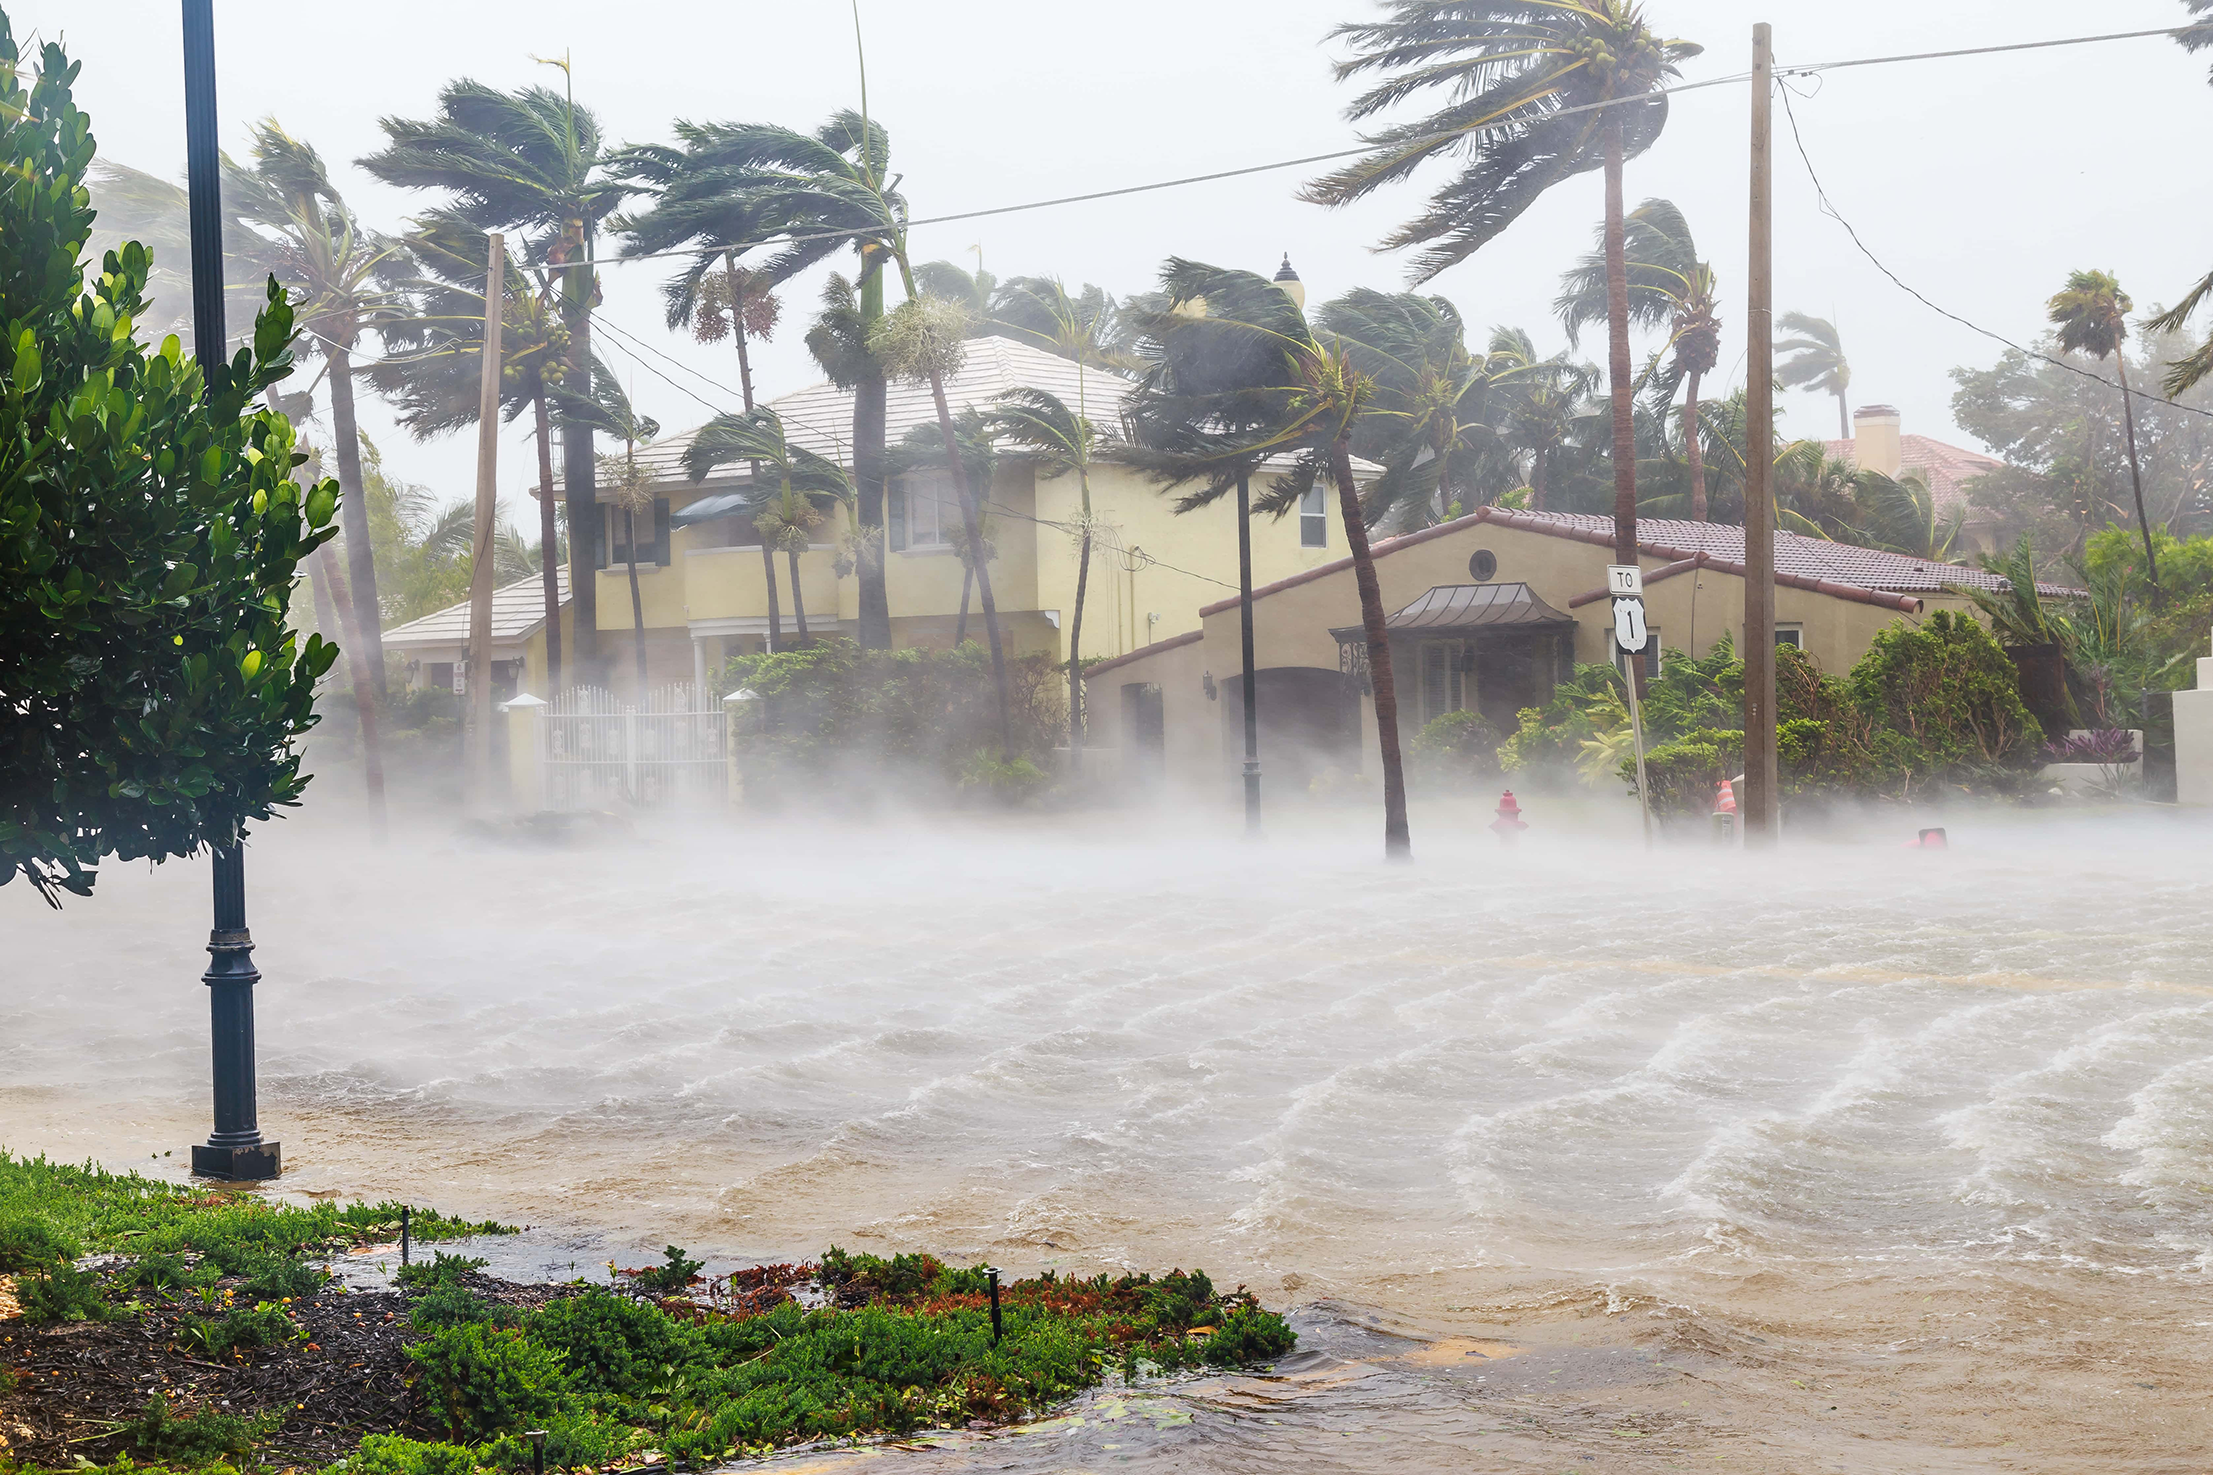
1823, 432, 2005, 513
1084, 627, 1201, 678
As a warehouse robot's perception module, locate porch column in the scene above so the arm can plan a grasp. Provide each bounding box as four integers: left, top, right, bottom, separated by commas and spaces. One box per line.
692, 634, 708, 705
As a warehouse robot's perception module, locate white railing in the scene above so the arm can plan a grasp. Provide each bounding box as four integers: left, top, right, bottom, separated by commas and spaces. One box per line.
540, 684, 726, 810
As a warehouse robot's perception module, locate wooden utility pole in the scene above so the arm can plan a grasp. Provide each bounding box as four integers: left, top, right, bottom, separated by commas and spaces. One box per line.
465, 233, 506, 806
1742, 23, 1780, 843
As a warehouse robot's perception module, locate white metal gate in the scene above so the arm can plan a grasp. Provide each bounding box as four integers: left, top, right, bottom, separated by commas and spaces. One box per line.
540, 685, 726, 810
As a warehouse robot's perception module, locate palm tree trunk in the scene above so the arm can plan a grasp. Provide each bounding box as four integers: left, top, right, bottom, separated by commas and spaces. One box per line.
759, 541, 784, 654
1069, 525, 1092, 765
1685, 370, 1708, 522
561, 230, 599, 681
1530, 443, 1548, 511
787, 546, 811, 643
1330, 441, 1408, 860
928, 372, 1012, 757
1835, 389, 1849, 442
324, 343, 387, 699
2114, 354, 2162, 602
1602, 120, 1644, 692
624, 508, 647, 693
316, 547, 388, 841
533, 389, 563, 693
854, 255, 892, 649
956, 563, 973, 646
1236, 471, 1260, 833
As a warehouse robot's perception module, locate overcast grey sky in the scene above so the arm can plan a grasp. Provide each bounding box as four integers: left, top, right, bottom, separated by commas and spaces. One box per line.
26, 1, 2213, 523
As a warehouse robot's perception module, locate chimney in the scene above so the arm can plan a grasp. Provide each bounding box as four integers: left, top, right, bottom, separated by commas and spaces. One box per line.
1274, 254, 1306, 312
1852, 404, 1902, 479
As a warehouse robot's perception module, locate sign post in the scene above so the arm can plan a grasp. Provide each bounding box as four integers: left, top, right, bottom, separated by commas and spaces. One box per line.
1608, 566, 1654, 847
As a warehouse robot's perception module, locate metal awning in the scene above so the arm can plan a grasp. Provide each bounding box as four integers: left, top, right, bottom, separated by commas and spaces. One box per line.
670, 492, 748, 527
1331, 582, 1575, 642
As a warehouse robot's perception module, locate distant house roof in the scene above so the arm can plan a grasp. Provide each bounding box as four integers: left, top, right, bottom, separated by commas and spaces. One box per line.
1824, 432, 2005, 513
1329, 581, 1575, 641
1191, 506, 2078, 623
382, 569, 568, 649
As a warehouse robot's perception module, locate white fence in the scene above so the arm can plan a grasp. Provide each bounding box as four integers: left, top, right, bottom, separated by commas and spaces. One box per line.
538, 685, 726, 810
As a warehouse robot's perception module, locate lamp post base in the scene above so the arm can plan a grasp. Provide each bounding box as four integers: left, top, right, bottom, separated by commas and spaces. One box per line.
191, 1141, 281, 1181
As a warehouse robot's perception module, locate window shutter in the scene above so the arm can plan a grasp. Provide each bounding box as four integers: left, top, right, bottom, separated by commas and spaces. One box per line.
653, 498, 672, 566
593, 505, 608, 570
888, 481, 908, 552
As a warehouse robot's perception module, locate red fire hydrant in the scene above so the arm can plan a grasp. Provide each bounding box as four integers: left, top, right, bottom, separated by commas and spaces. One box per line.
1491, 789, 1528, 842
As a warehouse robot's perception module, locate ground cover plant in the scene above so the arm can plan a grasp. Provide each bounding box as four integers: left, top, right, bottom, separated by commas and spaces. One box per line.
0, 1157, 1294, 1473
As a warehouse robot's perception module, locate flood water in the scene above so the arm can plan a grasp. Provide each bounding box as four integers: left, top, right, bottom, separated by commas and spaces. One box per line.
6, 800, 2212, 1472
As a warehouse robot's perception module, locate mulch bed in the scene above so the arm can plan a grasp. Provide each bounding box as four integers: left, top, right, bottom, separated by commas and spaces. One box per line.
2, 1269, 578, 1468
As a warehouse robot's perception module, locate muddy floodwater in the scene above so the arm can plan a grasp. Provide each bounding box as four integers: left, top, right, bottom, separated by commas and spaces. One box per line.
7, 802, 2212, 1472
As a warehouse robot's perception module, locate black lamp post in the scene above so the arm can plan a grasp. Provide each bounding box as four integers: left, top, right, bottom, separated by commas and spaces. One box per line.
1234, 472, 1261, 833
181, 0, 279, 1183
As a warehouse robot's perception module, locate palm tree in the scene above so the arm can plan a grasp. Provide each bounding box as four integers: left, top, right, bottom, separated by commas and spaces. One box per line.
1557, 199, 1721, 519
1491, 328, 1597, 511
1775, 312, 1852, 438
625, 115, 906, 651
369, 209, 574, 690
983, 386, 1111, 757
1306, 1, 1701, 577
888, 411, 999, 645
2049, 269, 2160, 600
985, 276, 1126, 757
802, 272, 884, 652
1320, 289, 1560, 529
1121, 259, 1412, 860
220, 121, 415, 699
360, 64, 635, 682
680, 407, 856, 647
552, 370, 660, 690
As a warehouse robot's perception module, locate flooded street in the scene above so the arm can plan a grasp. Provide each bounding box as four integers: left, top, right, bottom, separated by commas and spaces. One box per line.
7, 803, 2212, 1471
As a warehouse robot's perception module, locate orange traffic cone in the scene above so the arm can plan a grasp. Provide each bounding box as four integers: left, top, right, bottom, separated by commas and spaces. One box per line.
1713, 777, 1737, 816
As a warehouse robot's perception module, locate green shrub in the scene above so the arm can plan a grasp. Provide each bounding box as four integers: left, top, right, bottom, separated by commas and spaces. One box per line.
624, 1244, 703, 1295
122, 1394, 273, 1462
1135, 1268, 1215, 1330
1849, 611, 2043, 774
527, 1289, 698, 1399
0, 1212, 77, 1270
1409, 709, 1506, 789
479, 1412, 644, 1473
396, 1250, 489, 1292
241, 1249, 328, 1301
19, 1260, 111, 1323
407, 1323, 570, 1442
338, 1432, 481, 1475
180, 1300, 301, 1357
118, 1251, 197, 1293
1200, 1305, 1299, 1366
409, 1282, 519, 1332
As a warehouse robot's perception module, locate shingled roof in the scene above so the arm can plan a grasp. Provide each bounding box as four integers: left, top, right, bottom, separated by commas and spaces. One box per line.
382, 569, 568, 647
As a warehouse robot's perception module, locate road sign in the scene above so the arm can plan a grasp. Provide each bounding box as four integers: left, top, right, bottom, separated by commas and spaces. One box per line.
1607, 564, 1644, 597
1612, 594, 1649, 654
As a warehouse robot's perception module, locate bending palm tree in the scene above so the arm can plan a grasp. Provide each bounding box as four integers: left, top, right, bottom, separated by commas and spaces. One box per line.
626, 115, 906, 650
1491, 328, 1597, 511
2049, 269, 2159, 600
1306, 1, 1700, 577
983, 385, 1112, 757
888, 411, 999, 645
1121, 259, 1410, 860
361, 65, 634, 682
1557, 199, 1721, 519
1775, 312, 1852, 438
370, 209, 574, 689
680, 407, 857, 647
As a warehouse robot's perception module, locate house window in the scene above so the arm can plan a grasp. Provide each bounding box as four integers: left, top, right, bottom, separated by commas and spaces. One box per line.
1419, 641, 1469, 723
1615, 631, 1661, 680
1775, 626, 1804, 649
892, 473, 955, 551
600, 500, 670, 567
426, 662, 454, 691
1300, 484, 1328, 548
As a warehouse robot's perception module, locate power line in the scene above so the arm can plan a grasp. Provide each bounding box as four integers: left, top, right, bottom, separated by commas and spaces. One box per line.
1775, 79, 2213, 424
1776, 24, 2196, 79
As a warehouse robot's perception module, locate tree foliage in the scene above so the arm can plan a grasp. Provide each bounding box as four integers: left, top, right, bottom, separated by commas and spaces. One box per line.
1, 25, 338, 902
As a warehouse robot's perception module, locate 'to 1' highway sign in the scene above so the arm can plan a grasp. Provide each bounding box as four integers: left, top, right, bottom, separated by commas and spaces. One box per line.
1612, 594, 1649, 654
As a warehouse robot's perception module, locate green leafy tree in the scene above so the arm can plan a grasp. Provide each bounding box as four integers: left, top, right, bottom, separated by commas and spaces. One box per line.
886, 409, 999, 646
1774, 312, 1851, 439
361, 63, 635, 681
1306, 0, 1701, 574
2049, 269, 2160, 599
1, 24, 339, 901
1120, 259, 1413, 859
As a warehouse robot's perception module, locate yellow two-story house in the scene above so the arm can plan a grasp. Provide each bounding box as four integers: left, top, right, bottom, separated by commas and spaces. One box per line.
390, 335, 1365, 702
